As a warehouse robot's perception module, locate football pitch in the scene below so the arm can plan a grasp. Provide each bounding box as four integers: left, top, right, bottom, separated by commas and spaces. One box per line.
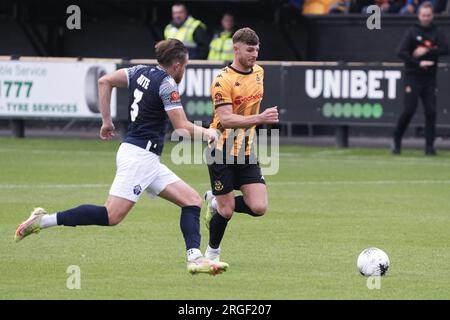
1, 137, 450, 299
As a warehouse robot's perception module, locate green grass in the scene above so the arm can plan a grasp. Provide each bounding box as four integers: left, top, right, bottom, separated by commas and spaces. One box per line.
1, 137, 450, 299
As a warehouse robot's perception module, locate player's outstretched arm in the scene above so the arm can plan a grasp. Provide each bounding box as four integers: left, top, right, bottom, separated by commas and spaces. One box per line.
217, 104, 279, 129
166, 108, 218, 142
98, 69, 128, 140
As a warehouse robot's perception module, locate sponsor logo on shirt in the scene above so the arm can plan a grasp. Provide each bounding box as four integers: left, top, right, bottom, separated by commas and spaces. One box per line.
234, 92, 263, 106
170, 91, 180, 103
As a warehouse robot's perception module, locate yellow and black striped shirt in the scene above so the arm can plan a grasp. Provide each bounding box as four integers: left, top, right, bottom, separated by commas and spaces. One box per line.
210, 64, 264, 156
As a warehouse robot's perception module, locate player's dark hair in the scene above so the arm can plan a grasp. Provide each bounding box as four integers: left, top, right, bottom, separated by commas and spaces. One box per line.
418, 1, 434, 11
155, 39, 188, 67
232, 27, 259, 46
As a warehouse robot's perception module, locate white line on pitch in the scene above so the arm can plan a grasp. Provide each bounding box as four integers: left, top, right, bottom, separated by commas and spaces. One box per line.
0, 148, 113, 155
0, 184, 110, 189
1, 180, 449, 190
196, 180, 450, 186
267, 180, 450, 186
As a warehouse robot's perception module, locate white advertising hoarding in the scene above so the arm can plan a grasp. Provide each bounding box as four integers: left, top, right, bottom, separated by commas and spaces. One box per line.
0, 61, 117, 118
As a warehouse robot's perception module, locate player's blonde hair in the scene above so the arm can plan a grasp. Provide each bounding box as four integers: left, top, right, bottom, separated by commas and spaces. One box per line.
232, 27, 259, 46
155, 39, 188, 67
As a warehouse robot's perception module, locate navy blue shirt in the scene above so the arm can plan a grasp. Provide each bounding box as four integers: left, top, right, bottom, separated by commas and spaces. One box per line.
123, 65, 182, 155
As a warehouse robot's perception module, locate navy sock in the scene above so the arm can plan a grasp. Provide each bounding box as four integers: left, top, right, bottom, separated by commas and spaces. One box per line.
209, 212, 230, 249
180, 206, 201, 250
57, 205, 109, 227
234, 196, 260, 217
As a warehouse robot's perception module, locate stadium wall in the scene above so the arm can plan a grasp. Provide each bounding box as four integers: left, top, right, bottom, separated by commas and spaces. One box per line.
301, 15, 450, 63
1, 58, 450, 144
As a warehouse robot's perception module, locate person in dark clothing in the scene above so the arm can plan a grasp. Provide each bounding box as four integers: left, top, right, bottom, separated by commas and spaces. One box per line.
393, 1, 449, 156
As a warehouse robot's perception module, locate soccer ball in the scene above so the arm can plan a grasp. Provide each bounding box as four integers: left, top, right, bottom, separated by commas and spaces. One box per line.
357, 247, 390, 276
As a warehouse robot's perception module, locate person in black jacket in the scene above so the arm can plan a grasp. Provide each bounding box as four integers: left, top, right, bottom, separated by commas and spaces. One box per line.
393, 1, 449, 155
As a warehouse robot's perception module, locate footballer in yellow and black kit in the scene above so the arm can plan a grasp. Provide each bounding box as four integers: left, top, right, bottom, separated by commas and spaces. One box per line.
207, 63, 265, 195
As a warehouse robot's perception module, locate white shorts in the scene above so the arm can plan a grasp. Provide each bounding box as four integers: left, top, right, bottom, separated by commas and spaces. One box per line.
109, 143, 181, 202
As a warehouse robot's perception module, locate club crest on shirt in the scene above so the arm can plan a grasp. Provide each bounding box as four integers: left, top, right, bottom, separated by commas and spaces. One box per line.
214, 180, 224, 192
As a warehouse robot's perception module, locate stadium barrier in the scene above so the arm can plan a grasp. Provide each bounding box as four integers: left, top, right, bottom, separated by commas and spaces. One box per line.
301, 15, 450, 63
1, 57, 449, 146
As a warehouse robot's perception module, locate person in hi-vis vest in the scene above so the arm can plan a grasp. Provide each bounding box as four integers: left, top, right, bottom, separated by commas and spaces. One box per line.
208, 13, 235, 62
164, 3, 209, 59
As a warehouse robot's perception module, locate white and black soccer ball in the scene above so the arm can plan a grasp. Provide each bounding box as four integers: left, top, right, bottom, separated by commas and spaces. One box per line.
357, 247, 390, 276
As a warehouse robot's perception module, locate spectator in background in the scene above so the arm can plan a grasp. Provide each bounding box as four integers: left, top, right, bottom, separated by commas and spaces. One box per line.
401, 0, 435, 14
408, 0, 450, 13
393, 1, 449, 155
349, 0, 371, 13
433, 0, 449, 12
164, 3, 209, 59
208, 13, 235, 62
329, 0, 352, 13
386, 0, 404, 13
360, 0, 403, 13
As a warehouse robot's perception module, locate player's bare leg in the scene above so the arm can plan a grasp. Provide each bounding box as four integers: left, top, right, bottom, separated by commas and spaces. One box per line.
239, 183, 268, 216
104, 196, 135, 226
159, 180, 203, 208
159, 180, 229, 275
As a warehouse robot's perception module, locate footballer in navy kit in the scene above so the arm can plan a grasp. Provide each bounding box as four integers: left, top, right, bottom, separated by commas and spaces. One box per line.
121, 63, 182, 157
14, 39, 228, 276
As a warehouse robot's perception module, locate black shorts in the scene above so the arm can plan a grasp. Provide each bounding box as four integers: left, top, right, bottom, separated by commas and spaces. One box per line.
207, 158, 266, 195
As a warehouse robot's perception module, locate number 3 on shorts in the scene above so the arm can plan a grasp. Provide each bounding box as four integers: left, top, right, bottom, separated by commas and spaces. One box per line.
131, 89, 143, 122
